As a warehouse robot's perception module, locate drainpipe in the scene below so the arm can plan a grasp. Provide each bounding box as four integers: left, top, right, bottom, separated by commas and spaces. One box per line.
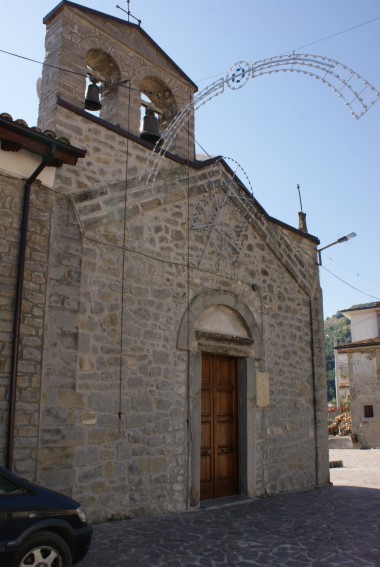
309, 298, 319, 487
7, 146, 57, 471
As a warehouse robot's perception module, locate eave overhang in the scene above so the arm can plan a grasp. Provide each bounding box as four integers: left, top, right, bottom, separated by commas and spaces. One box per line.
0, 113, 86, 167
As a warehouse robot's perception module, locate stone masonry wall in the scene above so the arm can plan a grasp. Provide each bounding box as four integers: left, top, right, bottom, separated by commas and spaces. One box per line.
2, 97, 329, 521
0, 172, 53, 473
19, 100, 328, 520
4, 1, 330, 520
0, 174, 22, 464
0, 0, 328, 521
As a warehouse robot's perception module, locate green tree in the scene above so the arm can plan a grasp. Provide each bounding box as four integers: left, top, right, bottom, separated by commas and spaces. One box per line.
324, 313, 351, 402
324, 303, 375, 401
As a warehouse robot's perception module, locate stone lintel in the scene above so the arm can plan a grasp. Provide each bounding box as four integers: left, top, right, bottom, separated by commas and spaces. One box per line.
195, 330, 253, 346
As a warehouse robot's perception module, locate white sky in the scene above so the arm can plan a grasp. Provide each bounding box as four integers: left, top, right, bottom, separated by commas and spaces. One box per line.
1, 0, 379, 318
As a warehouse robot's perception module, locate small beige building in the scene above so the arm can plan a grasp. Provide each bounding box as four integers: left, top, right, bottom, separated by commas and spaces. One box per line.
0, 1, 329, 521
336, 303, 380, 448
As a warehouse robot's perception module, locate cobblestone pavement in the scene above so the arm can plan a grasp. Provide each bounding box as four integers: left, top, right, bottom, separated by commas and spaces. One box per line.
79, 450, 380, 566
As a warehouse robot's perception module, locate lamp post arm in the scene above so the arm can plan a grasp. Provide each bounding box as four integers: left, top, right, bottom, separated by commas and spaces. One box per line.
318, 240, 339, 253
317, 232, 356, 266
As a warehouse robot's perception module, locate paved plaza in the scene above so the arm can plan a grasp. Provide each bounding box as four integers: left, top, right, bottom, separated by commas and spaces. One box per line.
79, 449, 380, 566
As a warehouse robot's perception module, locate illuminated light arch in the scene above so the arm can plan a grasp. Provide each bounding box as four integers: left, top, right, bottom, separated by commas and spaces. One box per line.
139, 53, 380, 187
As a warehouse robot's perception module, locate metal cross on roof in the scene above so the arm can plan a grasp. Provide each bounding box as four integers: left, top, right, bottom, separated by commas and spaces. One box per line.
116, 0, 141, 26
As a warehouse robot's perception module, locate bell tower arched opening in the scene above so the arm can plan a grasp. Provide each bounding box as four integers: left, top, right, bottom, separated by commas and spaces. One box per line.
139, 77, 178, 143
85, 49, 122, 122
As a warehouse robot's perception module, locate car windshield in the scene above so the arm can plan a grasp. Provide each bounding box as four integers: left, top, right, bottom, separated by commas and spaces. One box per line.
0, 472, 22, 495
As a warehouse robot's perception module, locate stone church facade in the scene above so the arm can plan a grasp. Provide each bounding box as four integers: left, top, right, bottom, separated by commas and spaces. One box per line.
0, 1, 329, 521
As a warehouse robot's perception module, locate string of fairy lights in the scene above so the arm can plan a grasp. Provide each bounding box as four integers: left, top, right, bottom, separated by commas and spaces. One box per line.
1, 17, 379, 301
139, 52, 380, 189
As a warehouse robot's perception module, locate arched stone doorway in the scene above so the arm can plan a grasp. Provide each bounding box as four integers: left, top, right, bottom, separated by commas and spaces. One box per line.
177, 290, 263, 506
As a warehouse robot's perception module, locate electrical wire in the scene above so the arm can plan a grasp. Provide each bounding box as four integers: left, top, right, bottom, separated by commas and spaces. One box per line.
195, 14, 380, 83
35, 52, 362, 310
176, 125, 380, 305
324, 255, 380, 290
0, 48, 86, 77
59, 112, 378, 315
2, 14, 379, 88
117, 70, 133, 425
321, 265, 380, 301
287, 15, 380, 54
0, 47, 184, 100
190, 124, 380, 306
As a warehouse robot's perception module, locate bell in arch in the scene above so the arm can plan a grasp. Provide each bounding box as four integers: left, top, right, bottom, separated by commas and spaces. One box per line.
85, 79, 102, 111
140, 108, 160, 144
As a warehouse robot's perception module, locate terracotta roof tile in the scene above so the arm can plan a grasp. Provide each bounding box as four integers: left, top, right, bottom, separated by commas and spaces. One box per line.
335, 337, 380, 350
0, 113, 86, 166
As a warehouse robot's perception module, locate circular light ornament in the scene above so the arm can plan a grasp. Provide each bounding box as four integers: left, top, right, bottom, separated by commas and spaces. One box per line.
226, 61, 251, 90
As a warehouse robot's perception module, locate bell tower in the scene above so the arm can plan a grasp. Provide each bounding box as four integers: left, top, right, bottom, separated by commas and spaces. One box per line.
38, 1, 197, 159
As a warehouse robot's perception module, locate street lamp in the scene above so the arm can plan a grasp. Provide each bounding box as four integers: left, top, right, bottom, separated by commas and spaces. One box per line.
317, 232, 357, 265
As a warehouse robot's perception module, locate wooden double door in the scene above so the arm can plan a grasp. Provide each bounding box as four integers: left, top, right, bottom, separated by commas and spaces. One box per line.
200, 353, 239, 501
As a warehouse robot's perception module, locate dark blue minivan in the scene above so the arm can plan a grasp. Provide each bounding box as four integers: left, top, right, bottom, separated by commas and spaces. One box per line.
0, 466, 92, 566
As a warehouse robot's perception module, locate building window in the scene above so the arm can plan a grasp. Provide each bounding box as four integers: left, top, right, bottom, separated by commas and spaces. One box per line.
364, 405, 374, 418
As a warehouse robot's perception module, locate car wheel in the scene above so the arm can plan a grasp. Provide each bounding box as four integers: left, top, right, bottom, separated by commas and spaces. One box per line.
11, 531, 72, 567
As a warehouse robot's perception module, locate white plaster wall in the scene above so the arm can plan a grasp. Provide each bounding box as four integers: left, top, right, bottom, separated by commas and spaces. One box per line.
0, 149, 56, 187
350, 311, 379, 341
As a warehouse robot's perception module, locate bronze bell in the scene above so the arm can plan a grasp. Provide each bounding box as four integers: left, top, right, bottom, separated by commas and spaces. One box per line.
140, 109, 160, 144
85, 80, 102, 111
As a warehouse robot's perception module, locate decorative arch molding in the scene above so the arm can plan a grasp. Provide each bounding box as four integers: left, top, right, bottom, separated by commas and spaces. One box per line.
75, 36, 128, 76
85, 49, 121, 86
131, 63, 188, 135
131, 62, 185, 97
177, 289, 262, 361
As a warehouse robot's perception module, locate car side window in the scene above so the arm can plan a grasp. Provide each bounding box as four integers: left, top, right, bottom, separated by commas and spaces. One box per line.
0, 473, 20, 494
